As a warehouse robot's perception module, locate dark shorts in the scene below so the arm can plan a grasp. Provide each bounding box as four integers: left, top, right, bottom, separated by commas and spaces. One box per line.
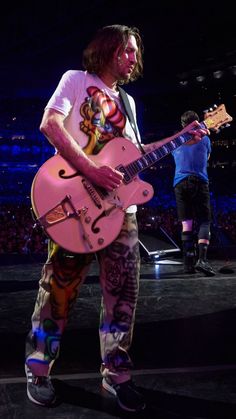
174, 175, 211, 222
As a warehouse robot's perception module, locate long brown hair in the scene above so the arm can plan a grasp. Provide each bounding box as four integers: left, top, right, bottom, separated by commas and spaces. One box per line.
82, 24, 144, 84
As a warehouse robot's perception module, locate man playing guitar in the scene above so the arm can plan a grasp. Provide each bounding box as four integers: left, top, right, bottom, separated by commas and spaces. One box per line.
25, 24, 210, 412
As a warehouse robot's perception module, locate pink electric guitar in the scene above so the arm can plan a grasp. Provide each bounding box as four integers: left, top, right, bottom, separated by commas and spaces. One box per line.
31, 104, 232, 253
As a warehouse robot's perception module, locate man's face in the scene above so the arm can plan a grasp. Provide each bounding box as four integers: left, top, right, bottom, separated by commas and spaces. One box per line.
113, 35, 138, 82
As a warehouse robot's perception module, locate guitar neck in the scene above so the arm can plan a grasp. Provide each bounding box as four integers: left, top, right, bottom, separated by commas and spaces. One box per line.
117, 122, 206, 183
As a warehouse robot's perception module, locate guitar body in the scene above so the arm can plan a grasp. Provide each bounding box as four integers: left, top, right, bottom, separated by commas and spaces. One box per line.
31, 137, 154, 253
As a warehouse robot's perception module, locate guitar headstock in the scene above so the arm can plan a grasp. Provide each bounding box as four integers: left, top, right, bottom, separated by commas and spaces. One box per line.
203, 104, 233, 132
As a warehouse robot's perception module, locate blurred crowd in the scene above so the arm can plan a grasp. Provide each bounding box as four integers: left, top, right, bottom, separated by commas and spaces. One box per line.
0, 202, 236, 255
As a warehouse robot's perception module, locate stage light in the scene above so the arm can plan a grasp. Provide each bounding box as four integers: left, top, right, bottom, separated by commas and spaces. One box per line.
213, 70, 223, 79
196, 75, 205, 83
179, 80, 188, 86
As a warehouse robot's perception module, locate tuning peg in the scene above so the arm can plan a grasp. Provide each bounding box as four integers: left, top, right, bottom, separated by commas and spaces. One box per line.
204, 104, 218, 113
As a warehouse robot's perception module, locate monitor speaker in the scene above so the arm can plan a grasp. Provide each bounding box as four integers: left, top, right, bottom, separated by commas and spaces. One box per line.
139, 226, 180, 257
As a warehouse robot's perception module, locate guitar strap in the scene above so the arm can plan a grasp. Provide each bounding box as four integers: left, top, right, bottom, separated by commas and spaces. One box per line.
117, 86, 145, 154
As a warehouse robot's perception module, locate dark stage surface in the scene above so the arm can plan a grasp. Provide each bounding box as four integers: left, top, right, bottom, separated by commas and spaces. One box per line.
1, 255, 236, 418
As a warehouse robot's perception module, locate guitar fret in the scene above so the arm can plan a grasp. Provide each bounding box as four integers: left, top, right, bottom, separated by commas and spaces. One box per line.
155, 148, 165, 158
134, 161, 142, 172
143, 154, 153, 166
162, 145, 169, 155
169, 140, 178, 149
130, 160, 144, 173
175, 135, 185, 146
134, 160, 143, 172
166, 142, 175, 152
149, 151, 158, 163
126, 162, 137, 176
137, 159, 146, 170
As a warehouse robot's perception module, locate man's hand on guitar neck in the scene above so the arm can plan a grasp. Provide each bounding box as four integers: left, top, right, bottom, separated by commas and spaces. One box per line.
182, 120, 210, 145
143, 120, 210, 152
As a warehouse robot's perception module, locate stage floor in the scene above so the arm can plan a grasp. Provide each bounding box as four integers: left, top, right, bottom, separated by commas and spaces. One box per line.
1, 256, 236, 418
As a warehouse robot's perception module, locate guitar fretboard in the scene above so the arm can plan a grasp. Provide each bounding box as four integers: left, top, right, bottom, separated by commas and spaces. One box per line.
116, 123, 206, 183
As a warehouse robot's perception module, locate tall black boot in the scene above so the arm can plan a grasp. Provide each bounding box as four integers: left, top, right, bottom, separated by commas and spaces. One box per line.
182, 231, 196, 274
195, 243, 215, 276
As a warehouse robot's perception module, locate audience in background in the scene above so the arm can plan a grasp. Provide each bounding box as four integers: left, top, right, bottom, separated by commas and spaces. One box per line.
1, 203, 236, 255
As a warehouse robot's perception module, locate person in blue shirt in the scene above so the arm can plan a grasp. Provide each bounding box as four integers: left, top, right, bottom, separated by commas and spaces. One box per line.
172, 110, 215, 276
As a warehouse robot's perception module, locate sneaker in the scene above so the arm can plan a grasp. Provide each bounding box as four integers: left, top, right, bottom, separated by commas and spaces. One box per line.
102, 377, 146, 412
25, 363, 57, 406
195, 259, 215, 277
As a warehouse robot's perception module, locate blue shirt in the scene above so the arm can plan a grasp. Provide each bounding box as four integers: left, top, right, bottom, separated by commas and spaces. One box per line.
171, 135, 211, 187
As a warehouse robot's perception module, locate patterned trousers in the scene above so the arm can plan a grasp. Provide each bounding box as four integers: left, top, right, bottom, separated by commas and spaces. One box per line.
26, 213, 140, 384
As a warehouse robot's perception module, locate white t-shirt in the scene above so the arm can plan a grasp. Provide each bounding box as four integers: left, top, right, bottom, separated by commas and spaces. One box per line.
45, 70, 141, 212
